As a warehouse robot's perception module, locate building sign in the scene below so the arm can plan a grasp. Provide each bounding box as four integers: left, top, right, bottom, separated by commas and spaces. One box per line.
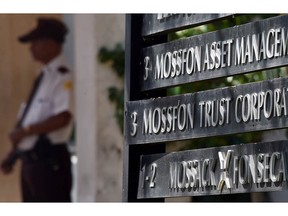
142, 14, 232, 37
137, 140, 288, 199
124, 14, 288, 201
141, 15, 288, 91
127, 76, 288, 144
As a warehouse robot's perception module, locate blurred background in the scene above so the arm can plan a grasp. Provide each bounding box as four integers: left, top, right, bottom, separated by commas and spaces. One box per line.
0, 14, 125, 202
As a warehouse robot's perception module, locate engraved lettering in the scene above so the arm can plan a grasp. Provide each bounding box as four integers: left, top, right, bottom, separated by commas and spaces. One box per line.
218, 150, 233, 192
130, 112, 138, 137
142, 103, 195, 135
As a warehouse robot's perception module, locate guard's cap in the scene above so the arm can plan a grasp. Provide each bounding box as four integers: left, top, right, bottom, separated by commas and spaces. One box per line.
18, 18, 68, 44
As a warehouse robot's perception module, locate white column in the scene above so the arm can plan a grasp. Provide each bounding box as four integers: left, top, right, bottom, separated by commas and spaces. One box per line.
65, 14, 97, 202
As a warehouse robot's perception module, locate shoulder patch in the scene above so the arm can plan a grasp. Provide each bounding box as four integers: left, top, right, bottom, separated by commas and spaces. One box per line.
58, 66, 69, 74
64, 80, 73, 91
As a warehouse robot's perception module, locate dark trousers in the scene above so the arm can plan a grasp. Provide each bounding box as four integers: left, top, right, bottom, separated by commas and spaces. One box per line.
20, 144, 72, 202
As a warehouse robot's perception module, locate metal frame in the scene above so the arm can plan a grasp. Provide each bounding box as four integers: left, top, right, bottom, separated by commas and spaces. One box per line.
122, 14, 166, 202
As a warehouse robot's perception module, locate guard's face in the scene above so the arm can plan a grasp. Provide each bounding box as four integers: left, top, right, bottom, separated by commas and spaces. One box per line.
29, 38, 53, 63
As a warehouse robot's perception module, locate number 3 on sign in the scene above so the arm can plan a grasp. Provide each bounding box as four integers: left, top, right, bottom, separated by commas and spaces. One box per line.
130, 111, 138, 137
143, 56, 151, 81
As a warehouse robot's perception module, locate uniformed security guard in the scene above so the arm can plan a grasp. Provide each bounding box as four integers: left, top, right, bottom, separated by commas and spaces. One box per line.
0, 18, 73, 202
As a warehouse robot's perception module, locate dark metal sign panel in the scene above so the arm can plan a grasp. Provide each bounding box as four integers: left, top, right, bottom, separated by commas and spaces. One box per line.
126, 76, 288, 145
141, 15, 288, 91
142, 14, 232, 37
137, 140, 288, 199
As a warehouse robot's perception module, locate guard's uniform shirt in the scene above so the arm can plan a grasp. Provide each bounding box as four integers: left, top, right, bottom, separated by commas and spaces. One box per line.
18, 54, 73, 151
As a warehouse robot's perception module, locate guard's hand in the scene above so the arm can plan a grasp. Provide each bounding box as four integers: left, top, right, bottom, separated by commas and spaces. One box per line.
9, 128, 26, 147
0, 157, 13, 174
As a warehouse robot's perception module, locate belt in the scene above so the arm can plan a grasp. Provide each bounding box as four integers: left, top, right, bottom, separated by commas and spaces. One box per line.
21, 143, 68, 164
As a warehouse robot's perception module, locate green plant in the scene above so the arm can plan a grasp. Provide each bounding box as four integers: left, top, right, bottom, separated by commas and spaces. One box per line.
98, 43, 125, 133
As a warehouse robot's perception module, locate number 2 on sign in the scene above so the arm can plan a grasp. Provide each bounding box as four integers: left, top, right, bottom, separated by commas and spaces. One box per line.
142, 163, 157, 189
149, 163, 157, 188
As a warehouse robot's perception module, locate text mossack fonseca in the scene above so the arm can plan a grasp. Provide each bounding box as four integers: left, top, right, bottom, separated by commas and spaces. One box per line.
137, 141, 288, 199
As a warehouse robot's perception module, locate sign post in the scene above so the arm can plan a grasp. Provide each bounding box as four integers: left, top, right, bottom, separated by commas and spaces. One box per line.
123, 14, 166, 202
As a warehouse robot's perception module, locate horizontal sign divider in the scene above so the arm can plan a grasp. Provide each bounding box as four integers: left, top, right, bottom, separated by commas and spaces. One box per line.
141, 15, 288, 91
126, 76, 288, 145
142, 14, 233, 37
